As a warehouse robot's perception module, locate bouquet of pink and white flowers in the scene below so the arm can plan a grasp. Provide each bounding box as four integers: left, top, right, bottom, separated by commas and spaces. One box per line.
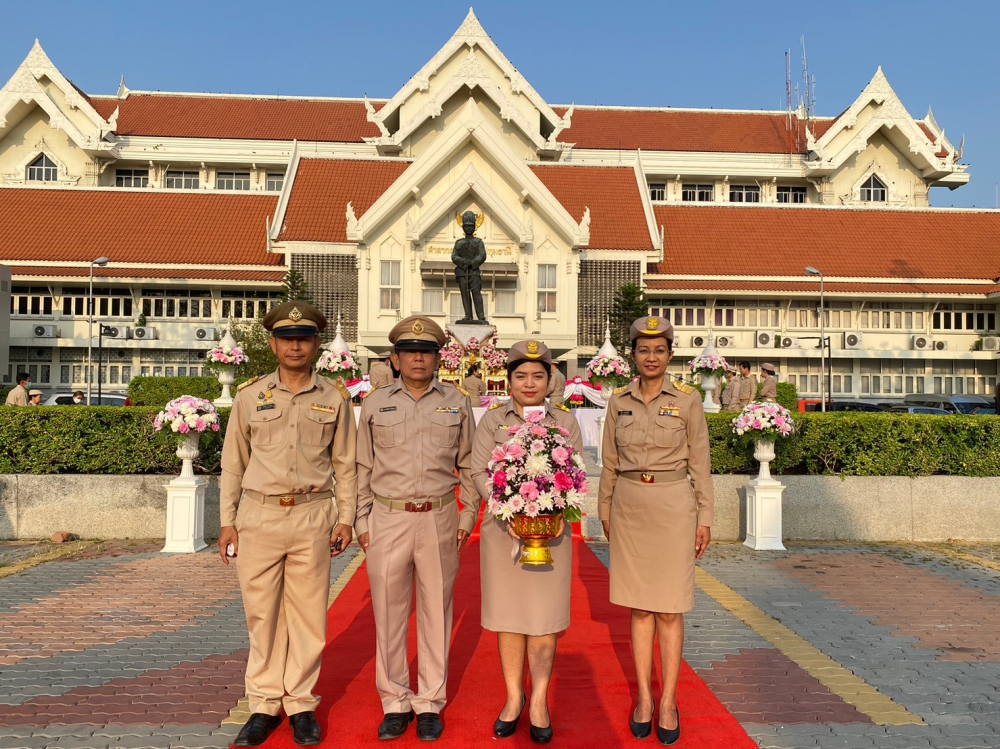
440, 338, 463, 371
154, 396, 221, 435
486, 410, 589, 524
586, 354, 633, 388
481, 341, 507, 371
206, 345, 248, 367
731, 401, 795, 440
689, 353, 729, 377
317, 349, 360, 379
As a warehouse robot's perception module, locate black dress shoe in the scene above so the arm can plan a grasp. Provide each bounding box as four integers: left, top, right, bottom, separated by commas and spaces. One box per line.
630, 708, 653, 740
494, 692, 526, 738
416, 712, 444, 741
289, 711, 322, 746
529, 721, 553, 744
234, 713, 282, 747
378, 711, 414, 740
656, 707, 681, 746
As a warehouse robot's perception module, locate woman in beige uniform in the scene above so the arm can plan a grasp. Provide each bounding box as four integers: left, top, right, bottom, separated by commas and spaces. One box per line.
471, 340, 584, 745
598, 317, 714, 746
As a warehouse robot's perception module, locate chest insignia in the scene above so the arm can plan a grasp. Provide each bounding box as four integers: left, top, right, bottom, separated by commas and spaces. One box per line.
618, 410, 633, 416
311, 404, 337, 414
257, 391, 265, 399
659, 406, 682, 417
497, 425, 510, 431
257, 403, 276, 412
435, 407, 460, 414
266, 389, 273, 399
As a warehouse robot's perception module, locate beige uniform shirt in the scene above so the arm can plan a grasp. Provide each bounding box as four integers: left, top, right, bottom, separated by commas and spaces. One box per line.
355, 378, 478, 535
546, 369, 567, 404
759, 375, 777, 402
220, 369, 358, 527
721, 379, 739, 411
738, 375, 758, 407
4, 385, 28, 406
369, 361, 394, 388
598, 379, 714, 527
462, 374, 485, 399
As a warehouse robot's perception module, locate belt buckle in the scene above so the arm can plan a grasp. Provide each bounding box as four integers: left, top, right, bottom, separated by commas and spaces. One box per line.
278, 496, 296, 507
640, 473, 654, 484
408, 501, 426, 513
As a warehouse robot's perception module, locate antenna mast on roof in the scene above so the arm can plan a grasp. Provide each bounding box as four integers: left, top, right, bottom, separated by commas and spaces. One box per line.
801, 36, 816, 136
785, 49, 799, 156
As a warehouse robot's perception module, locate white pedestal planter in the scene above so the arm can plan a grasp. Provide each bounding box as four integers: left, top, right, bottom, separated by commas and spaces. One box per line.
162, 433, 208, 554
214, 367, 235, 408
701, 374, 720, 413
743, 439, 786, 551
596, 383, 615, 468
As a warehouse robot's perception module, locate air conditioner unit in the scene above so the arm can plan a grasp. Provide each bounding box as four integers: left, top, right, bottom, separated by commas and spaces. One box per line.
933, 340, 948, 351
843, 331, 864, 350
104, 326, 131, 339
715, 336, 735, 348
779, 336, 800, 349
195, 327, 218, 341
133, 326, 158, 340
981, 336, 1000, 352
911, 335, 933, 351
755, 331, 777, 348
691, 335, 708, 348
33, 325, 59, 338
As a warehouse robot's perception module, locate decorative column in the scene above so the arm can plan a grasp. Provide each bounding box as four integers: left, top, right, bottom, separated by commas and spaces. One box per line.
162, 433, 208, 554
743, 439, 786, 551
700, 337, 721, 414
213, 325, 239, 408
595, 318, 618, 469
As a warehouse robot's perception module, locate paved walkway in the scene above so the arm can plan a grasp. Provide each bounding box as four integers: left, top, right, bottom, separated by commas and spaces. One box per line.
1, 539, 998, 748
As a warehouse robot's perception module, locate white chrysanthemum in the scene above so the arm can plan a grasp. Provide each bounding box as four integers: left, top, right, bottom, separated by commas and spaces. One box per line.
525, 454, 550, 478
572, 453, 585, 469
537, 492, 555, 512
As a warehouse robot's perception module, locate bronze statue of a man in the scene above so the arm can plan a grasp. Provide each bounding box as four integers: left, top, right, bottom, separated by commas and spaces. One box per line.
452, 210, 488, 324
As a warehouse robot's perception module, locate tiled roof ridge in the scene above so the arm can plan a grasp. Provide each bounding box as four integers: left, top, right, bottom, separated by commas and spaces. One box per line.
89, 91, 390, 104
0, 184, 279, 198
553, 103, 836, 118
654, 202, 1000, 216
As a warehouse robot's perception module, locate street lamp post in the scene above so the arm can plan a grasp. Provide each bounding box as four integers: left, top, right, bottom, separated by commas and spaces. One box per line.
805, 266, 826, 412
87, 257, 110, 405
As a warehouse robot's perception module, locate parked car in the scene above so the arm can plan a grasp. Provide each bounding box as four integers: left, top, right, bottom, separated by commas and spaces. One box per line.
902, 394, 992, 415
888, 405, 952, 415
798, 400, 886, 412
43, 393, 131, 406
970, 407, 997, 415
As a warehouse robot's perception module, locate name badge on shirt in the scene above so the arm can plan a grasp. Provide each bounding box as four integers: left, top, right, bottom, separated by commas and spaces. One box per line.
659, 406, 682, 417
379, 406, 397, 412
310, 404, 337, 414
257, 403, 276, 412
618, 410, 633, 416
435, 407, 460, 414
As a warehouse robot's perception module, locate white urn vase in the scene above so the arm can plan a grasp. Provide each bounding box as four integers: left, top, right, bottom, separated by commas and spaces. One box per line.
753, 438, 776, 484
176, 432, 200, 480
701, 373, 720, 413
162, 431, 208, 554
744, 437, 785, 551
215, 366, 235, 407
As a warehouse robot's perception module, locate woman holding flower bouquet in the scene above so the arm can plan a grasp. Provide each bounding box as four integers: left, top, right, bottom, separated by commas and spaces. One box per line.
598, 316, 714, 746
471, 340, 585, 744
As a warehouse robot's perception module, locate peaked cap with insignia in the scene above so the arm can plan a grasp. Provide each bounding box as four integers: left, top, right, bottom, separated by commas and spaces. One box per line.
629, 315, 674, 344
389, 315, 446, 351
262, 301, 327, 338
507, 339, 553, 367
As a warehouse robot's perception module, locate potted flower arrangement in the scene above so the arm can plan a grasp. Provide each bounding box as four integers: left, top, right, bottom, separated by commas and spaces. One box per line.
486, 410, 589, 565
316, 349, 360, 381
206, 338, 249, 406
439, 338, 463, 372
586, 353, 633, 401
154, 396, 222, 479
481, 340, 507, 371
689, 352, 729, 413
731, 401, 795, 483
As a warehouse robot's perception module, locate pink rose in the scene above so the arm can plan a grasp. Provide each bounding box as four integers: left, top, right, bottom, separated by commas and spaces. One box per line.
554, 472, 574, 492
557, 426, 570, 437
531, 425, 547, 437
552, 447, 569, 466
493, 471, 507, 488
526, 409, 545, 424
507, 443, 525, 459
519, 481, 539, 501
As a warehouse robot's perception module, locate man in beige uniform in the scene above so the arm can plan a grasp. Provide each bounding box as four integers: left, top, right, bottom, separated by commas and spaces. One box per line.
462, 362, 485, 400
738, 361, 757, 407
546, 362, 566, 405
759, 363, 778, 402
721, 368, 740, 412
369, 351, 394, 388
4, 372, 30, 406
355, 315, 477, 742
218, 301, 357, 748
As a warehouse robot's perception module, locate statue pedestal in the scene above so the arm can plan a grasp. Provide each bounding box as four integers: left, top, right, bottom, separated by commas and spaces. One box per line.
447, 324, 496, 348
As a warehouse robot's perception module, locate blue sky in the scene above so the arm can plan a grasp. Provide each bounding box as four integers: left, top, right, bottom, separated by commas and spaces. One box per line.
3, 0, 998, 208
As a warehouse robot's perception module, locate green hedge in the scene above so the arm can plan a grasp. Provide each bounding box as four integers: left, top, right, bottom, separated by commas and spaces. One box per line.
0, 408, 997, 477
127, 377, 222, 407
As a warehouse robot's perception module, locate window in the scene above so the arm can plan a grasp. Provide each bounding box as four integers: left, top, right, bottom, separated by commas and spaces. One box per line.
421, 289, 443, 314
777, 186, 807, 204
62, 288, 133, 318
787, 300, 820, 329
380, 261, 401, 311
933, 304, 997, 333
115, 169, 149, 187
860, 175, 887, 203
165, 170, 199, 189
860, 302, 926, 330
648, 182, 666, 201
27, 154, 58, 182
143, 289, 216, 319
266, 173, 284, 191
216, 171, 251, 190
10, 286, 53, 317
681, 184, 713, 202
729, 185, 760, 203
220, 290, 280, 320
494, 290, 516, 315
537, 264, 557, 315
648, 299, 707, 327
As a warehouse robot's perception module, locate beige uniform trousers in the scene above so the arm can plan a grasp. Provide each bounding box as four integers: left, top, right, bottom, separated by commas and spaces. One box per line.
235, 495, 335, 716
366, 499, 460, 715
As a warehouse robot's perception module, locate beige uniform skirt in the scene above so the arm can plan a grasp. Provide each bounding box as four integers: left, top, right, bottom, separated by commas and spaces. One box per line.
480, 512, 572, 636
610, 476, 697, 614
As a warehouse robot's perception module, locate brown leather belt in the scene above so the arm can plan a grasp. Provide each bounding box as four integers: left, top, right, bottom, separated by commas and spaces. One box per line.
619, 469, 688, 484
244, 489, 333, 507
375, 493, 455, 513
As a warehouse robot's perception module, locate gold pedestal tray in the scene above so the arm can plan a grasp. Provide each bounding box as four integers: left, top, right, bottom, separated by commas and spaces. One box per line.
510, 513, 561, 566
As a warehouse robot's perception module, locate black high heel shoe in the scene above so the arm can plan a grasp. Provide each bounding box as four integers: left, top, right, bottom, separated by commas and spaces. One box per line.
630, 706, 653, 740
529, 720, 553, 745
656, 707, 680, 746
494, 692, 525, 738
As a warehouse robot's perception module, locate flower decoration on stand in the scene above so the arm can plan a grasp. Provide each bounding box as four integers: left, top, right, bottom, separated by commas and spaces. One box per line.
586, 353, 633, 389
316, 349, 360, 380
731, 401, 795, 440
486, 410, 589, 566
689, 353, 729, 378
481, 340, 507, 371
440, 338, 464, 371
154, 396, 221, 436
206, 345, 249, 367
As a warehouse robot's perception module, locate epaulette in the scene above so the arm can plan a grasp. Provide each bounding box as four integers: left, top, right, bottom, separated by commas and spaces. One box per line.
362, 384, 380, 399
335, 379, 351, 401
488, 400, 505, 410
555, 402, 571, 412
673, 379, 696, 395
453, 383, 470, 397
236, 375, 261, 393
614, 385, 629, 395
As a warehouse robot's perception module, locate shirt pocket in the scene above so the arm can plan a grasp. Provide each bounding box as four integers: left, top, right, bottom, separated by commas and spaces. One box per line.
248, 408, 283, 445
653, 417, 686, 448
429, 411, 462, 448
372, 410, 406, 448
614, 414, 635, 446
304, 408, 337, 446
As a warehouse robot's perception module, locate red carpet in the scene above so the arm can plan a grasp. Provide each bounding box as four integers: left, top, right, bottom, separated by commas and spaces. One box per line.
253, 536, 756, 748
